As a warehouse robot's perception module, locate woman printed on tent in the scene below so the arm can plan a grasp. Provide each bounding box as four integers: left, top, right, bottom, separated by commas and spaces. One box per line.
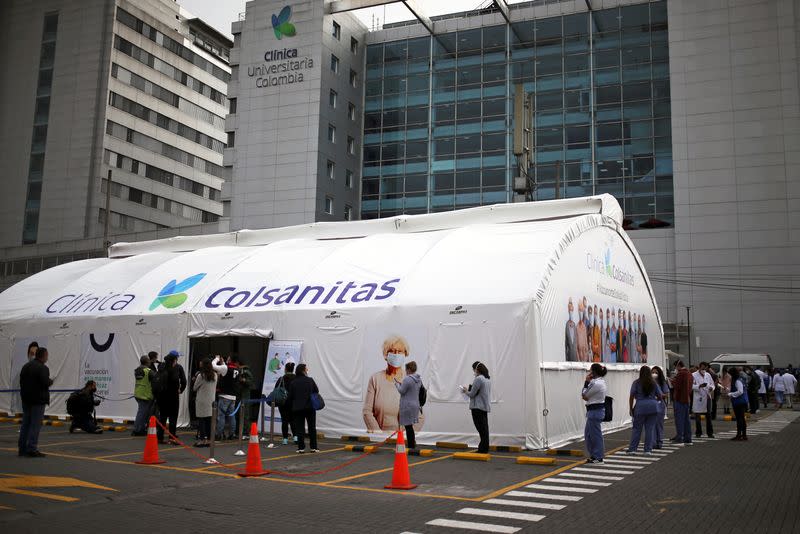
363, 335, 424, 432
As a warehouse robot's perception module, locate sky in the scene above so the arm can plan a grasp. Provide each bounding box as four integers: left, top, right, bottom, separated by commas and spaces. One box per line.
178, 0, 500, 38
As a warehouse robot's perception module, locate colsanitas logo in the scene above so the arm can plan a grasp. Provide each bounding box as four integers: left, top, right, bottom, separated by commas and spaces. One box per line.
271, 6, 296, 39
205, 279, 400, 310
149, 273, 206, 311
586, 248, 635, 287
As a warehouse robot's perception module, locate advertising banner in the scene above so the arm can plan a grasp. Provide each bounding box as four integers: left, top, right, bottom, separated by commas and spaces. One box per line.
80, 332, 119, 397
260, 340, 303, 431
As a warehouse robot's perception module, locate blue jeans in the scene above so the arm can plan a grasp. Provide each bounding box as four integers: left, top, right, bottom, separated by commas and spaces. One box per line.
628, 405, 658, 452
584, 408, 605, 460
673, 400, 692, 443
19, 403, 46, 454
217, 397, 236, 437
133, 398, 153, 433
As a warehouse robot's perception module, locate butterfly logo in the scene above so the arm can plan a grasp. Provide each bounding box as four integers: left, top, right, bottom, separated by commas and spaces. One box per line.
149, 273, 206, 311
272, 6, 296, 40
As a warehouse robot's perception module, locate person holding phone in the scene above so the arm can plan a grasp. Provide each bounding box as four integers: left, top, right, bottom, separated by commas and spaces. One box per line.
692, 362, 715, 438
460, 362, 491, 454
582, 363, 608, 463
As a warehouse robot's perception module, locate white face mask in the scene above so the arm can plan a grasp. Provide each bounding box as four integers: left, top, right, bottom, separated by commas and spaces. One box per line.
386, 352, 405, 368
652, 374, 658, 380
569, 311, 574, 322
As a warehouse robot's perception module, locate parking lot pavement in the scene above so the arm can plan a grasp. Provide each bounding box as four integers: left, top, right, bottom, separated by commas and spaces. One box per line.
0, 408, 798, 533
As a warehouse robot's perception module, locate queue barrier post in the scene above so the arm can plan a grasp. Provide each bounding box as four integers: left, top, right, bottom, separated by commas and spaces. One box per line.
205, 400, 219, 464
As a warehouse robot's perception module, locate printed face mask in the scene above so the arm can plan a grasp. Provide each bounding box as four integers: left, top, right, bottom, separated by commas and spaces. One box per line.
386, 352, 405, 368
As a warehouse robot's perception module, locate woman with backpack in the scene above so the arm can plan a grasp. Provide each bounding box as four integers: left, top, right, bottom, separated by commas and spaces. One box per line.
394, 361, 422, 449
460, 361, 492, 454
626, 365, 663, 455
728, 367, 749, 441
276, 362, 296, 445
192, 358, 217, 447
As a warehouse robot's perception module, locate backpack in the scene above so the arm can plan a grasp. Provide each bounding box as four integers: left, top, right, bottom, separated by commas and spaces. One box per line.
236, 366, 254, 395
418, 383, 427, 407
603, 396, 614, 422
151, 367, 169, 396
748, 372, 761, 392
66, 391, 80, 416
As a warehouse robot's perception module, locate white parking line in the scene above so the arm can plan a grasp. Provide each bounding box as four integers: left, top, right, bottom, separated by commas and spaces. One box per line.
573, 466, 635, 475
526, 483, 598, 493
483, 498, 566, 511
591, 461, 643, 469
506, 491, 582, 502
545, 477, 612, 487
602, 458, 653, 465
456, 508, 545, 522
426, 518, 520, 533
558, 472, 624, 481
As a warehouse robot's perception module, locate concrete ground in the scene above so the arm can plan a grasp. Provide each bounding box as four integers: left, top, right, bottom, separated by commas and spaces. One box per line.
0, 407, 798, 533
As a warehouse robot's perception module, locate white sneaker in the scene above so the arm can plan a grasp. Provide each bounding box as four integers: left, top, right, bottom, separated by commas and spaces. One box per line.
624, 450, 635, 455
309, 448, 320, 453
296, 449, 305, 454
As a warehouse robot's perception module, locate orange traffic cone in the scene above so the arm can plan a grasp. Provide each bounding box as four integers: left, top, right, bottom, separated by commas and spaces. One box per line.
135, 416, 165, 465
385, 428, 417, 490
238, 423, 269, 477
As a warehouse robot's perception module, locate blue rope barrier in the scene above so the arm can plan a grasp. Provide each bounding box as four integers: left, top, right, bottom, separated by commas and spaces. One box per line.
0, 388, 78, 393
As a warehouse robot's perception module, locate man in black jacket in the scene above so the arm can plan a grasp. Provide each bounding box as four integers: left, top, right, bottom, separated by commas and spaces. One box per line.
68, 381, 103, 434
19, 347, 53, 457
156, 351, 186, 444
285, 364, 319, 453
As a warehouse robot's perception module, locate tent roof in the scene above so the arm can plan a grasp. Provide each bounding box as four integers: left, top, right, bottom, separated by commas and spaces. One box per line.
0, 196, 644, 322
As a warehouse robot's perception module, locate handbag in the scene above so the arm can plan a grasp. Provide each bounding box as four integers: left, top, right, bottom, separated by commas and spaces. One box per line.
272, 377, 288, 406
603, 396, 613, 422
311, 392, 325, 411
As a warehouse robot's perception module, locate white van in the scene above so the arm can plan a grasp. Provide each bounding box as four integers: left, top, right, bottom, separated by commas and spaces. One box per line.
709, 353, 773, 375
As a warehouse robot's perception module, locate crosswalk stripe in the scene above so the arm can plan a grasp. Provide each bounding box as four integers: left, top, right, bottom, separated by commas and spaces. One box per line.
591, 461, 643, 469
506, 491, 582, 502
546, 477, 612, 487
612, 454, 658, 462
526, 483, 597, 493
559, 472, 624, 481
483, 498, 566, 511
456, 508, 545, 522
603, 457, 654, 465
426, 518, 520, 533
573, 466, 634, 475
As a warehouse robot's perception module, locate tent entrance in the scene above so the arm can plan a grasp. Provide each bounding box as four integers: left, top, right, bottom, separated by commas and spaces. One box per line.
188, 336, 270, 427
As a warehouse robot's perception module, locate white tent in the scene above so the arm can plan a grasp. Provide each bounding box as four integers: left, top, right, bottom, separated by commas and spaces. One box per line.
0, 195, 663, 449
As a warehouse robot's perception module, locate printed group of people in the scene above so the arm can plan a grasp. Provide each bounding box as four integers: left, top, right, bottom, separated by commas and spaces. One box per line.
565, 296, 648, 364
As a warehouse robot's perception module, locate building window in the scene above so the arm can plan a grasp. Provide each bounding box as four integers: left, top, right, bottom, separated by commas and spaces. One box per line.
227, 131, 235, 147
229, 98, 237, 114
329, 89, 337, 108
349, 69, 357, 88
345, 169, 354, 188
327, 160, 335, 180
344, 204, 353, 221
328, 124, 336, 143
350, 37, 358, 54
347, 136, 355, 155
331, 54, 339, 73
348, 102, 356, 121
325, 197, 334, 215
333, 21, 341, 40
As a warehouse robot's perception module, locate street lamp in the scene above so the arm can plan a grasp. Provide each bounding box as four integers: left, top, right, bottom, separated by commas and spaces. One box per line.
685, 305, 692, 367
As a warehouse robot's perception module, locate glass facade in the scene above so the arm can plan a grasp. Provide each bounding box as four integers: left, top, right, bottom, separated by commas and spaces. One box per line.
362, 1, 672, 229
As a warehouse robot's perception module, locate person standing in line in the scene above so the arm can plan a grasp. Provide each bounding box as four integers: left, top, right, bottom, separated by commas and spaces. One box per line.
192, 358, 218, 447
582, 363, 608, 463
783, 369, 796, 408
708, 367, 720, 420
743, 366, 760, 414
670, 361, 693, 447
755, 367, 769, 408
460, 362, 491, 454
19, 347, 53, 457
132, 355, 154, 436
286, 363, 320, 453
156, 352, 184, 445
728, 367, 749, 441
626, 365, 662, 454
213, 354, 239, 440
234, 356, 254, 438
394, 361, 422, 449
652, 366, 669, 449
277, 362, 297, 445
772, 369, 787, 409
720, 367, 732, 416
692, 362, 715, 438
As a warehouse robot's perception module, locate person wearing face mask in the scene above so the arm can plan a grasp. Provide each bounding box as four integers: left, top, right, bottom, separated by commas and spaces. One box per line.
619, 310, 629, 363
363, 336, 425, 432
67, 380, 103, 434
565, 298, 578, 362
630, 313, 639, 364
692, 362, 715, 438
591, 305, 602, 362
460, 362, 492, 454
576, 300, 590, 362
608, 310, 618, 363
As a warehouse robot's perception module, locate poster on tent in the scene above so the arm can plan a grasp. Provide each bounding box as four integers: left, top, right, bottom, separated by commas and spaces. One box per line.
541, 226, 658, 365
80, 332, 119, 397
260, 340, 303, 429
10, 337, 47, 412
359, 325, 429, 435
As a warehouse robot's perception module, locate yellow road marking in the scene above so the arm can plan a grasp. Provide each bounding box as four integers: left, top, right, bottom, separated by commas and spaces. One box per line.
0, 474, 116, 502
0, 504, 14, 510
323, 453, 454, 485
199, 446, 348, 470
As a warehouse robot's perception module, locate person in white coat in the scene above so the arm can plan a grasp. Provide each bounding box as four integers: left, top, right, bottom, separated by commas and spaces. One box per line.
783, 371, 797, 408
772, 369, 787, 409
755, 367, 769, 407
692, 362, 715, 438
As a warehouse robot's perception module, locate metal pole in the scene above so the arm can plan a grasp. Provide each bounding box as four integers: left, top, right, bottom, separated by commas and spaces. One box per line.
267, 402, 276, 448
234, 402, 246, 456
259, 398, 266, 441
685, 306, 692, 367
103, 169, 112, 255
205, 400, 218, 464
